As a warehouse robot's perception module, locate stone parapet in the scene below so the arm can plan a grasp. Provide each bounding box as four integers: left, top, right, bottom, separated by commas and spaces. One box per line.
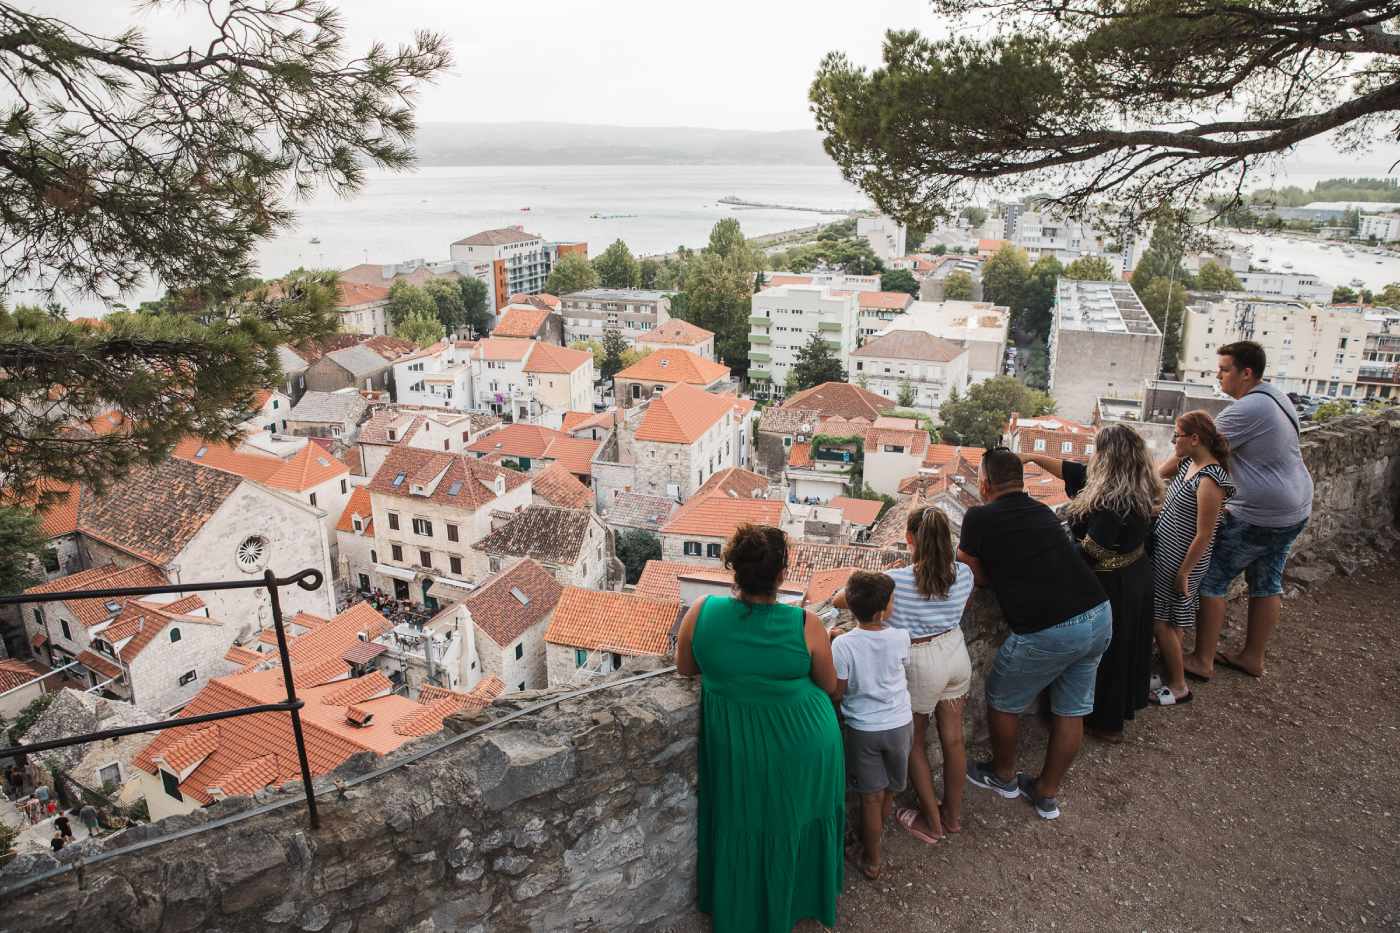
3, 412, 1398, 931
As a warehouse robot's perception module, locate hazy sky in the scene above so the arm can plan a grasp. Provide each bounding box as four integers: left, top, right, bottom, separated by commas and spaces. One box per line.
34, 0, 945, 131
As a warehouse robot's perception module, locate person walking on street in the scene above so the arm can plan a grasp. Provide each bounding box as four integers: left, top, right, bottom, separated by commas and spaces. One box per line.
1182, 342, 1312, 680
55, 813, 74, 840
959, 449, 1112, 820
80, 803, 100, 835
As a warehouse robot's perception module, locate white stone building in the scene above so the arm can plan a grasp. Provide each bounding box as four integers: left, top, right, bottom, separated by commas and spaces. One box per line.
474, 506, 617, 592
634, 318, 716, 360
335, 282, 393, 337
1048, 280, 1164, 421
1359, 212, 1400, 242
449, 227, 584, 317
393, 341, 472, 410
749, 284, 861, 400
614, 383, 756, 501
543, 588, 682, 686
850, 330, 970, 413
460, 558, 563, 693
878, 300, 1010, 386
559, 288, 672, 347
857, 215, 908, 263
1234, 271, 1332, 302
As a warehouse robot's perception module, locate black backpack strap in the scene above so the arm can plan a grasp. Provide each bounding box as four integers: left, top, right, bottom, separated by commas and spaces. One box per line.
1247, 388, 1300, 437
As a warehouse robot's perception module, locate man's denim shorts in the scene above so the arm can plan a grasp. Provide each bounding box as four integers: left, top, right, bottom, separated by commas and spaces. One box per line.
1199, 513, 1308, 599
985, 601, 1112, 718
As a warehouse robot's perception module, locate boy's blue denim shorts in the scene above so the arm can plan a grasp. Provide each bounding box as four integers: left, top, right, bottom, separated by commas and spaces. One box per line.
985, 601, 1112, 718
1199, 513, 1308, 599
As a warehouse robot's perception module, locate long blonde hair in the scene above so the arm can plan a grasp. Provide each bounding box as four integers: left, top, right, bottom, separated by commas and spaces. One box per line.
1063, 424, 1162, 522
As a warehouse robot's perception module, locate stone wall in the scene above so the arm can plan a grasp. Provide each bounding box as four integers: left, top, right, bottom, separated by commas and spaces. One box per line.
3, 412, 1398, 932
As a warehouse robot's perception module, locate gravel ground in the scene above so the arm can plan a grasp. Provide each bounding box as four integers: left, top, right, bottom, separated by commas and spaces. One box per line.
672, 551, 1400, 932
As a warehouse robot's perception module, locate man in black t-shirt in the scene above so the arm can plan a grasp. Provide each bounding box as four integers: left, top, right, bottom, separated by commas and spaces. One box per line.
957, 448, 1111, 821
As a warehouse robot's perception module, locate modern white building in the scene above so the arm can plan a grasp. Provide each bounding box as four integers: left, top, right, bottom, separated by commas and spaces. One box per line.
448, 227, 587, 317
465, 338, 594, 425
559, 288, 672, 347
393, 341, 472, 411
1180, 295, 1374, 397
749, 284, 861, 400
1233, 271, 1332, 302
1048, 280, 1164, 421
1359, 213, 1400, 242
857, 215, 907, 263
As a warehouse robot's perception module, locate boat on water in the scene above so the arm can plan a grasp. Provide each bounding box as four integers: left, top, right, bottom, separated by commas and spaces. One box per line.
590, 212, 638, 220
520, 207, 531, 212
1282, 261, 1294, 270
1350, 277, 1366, 287
309, 237, 321, 244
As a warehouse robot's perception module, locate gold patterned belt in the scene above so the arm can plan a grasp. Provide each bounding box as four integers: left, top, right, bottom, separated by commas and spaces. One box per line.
1082, 537, 1146, 573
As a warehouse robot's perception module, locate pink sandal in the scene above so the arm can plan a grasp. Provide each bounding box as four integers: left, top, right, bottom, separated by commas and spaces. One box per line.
895, 807, 942, 845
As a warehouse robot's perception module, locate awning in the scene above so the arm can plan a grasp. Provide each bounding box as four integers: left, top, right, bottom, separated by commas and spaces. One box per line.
428, 578, 475, 602
341, 642, 388, 665
374, 563, 417, 582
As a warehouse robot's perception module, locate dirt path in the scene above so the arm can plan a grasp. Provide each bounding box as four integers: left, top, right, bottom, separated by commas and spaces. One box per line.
827, 553, 1400, 932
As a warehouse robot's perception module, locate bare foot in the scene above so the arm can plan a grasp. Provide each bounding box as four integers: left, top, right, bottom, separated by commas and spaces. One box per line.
1182, 654, 1214, 681
1216, 652, 1264, 678
845, 845, 880, 881
939, 803, 962, 834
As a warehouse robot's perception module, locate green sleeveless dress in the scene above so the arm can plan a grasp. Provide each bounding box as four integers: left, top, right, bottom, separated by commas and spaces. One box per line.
692, 596, 845, 932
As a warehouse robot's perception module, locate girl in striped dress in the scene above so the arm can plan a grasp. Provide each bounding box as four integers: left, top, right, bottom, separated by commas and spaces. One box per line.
1152, 410, 1235, 706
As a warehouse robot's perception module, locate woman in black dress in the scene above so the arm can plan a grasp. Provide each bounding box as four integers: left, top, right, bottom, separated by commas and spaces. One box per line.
1019, 424, 1162, 742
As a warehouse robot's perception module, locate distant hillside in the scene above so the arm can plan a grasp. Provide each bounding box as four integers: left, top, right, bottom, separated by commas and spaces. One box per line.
410, 122, 833, 166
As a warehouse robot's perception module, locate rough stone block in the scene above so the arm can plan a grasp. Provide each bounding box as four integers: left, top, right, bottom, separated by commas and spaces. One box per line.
475, 732, 576, 811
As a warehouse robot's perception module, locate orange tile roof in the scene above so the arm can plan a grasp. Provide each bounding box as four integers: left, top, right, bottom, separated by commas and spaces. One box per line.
635, 318, 714, 346
923, 443, 986, 470
114, 602, 217, 664
545, 588, 682, 656
207, 755, 281, 797
474, 338, 534, 362
492, 307, 552, 339
0, 658, 45, 693
320, 671, 393, 706
285, 602, 393, 666
507, 292, 561, 310
463, 558, 563, 647
766, 274, 814, 286
27, 480, 81, 538
661, 494, 784, 539
467, 423, 561, 459
1023, 462, 1070, 507
531, 463, 594, 510
781, 382, 892, 421
696, 467, 770, 499
803, 567, 859, 607
77, 458, 242, 564
156, 725, 220, 773
633, 560, 723, 601
173, 437, 347, 492
788, 442, 812, 468
368, 447, 529, 510
787, 542, 906, 584
828, 496, 884, 526
857, 290, 915, 311
24, 562, 168, 628
85, 409, 130, 436
615, 348, 729, 386
224, 645, 263, 667
562, 409, 617, 436
525, 342, 592, 374
292, 656, 351, 689
978, 238, 1010, 253
634, 383, 737, 445
266, 443, 349, 491
335, 282, 391, 307
541, 436, 602, 476
336, 486, 374, 534
418, 675, 505, 714
391, 697, 466, 737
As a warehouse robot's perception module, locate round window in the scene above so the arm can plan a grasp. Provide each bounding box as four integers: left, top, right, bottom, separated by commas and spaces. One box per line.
236, 535, 268, 573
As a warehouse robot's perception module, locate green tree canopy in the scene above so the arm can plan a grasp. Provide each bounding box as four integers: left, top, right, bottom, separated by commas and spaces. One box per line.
960, 206, 988, 229
897, 378, 916, 407
1332, 286, 1359, 305
942, 270, 976, 301
1138, 277, 1186, 376
1018, 255, 1063, 340
707, 219, 748, 260
0, 1, 448, 301
938, 376, 1056, 448
545, 253, 600, 295
880, 269, 920, 296
0, 505, 47, 596
1063, 256, 1117, 282
1196, 261, 1242, 291
789, 332, 846, 392
615, 529, 662, 585
599, 328, 631, 382
810, 5, 1400, 226
1, 273, 340, 500
458, 276, 491, 336
386, 281, 437, 326
397, 309, 445, 347
423, 277, 466, 333
1377, 283, 1400, 308
593, 240, 641, 289
1131, 212, 1190, 294
674, 220, 767, 374
639, 258, 661, 289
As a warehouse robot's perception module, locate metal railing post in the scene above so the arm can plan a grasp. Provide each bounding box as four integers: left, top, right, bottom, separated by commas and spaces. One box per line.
263, 569, 320, 830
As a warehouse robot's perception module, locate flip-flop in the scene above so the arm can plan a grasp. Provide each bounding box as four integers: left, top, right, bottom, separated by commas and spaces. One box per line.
1149, 685, 1193, 706
1214, 653, 1262, 678
895, 806, 942, 845
1184, 669, 1212, 684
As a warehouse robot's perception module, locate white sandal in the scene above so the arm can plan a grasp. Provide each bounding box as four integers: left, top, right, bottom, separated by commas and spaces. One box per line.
1150, 685, 1193, 706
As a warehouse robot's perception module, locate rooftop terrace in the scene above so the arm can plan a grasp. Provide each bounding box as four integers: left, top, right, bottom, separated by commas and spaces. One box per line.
1055, 279, 1161, 336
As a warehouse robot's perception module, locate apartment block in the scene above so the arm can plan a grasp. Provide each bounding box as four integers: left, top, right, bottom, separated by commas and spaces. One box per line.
749, 284, 861, 400
559, 288, 672, 346
1047, 280, 1163, 421
850, 329, 969, 414
875, 299, 1010, 385
1233, 271, 1332, 302
1180, 295, 1375, 397
1359, 213, 1400, 242
449, 227, 585, 317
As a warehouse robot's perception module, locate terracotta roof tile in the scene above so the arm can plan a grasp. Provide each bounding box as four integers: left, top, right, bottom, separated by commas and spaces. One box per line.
474, 506, 595, 566
615, 348, 729, 386
28, 481, 81, 538
507, 293, 561, 310
525, 342, 592, 374
336, 486, 374, 534
544, 588, 681, 656
207, 754, 281, 797
473, 338, 534, 362
852, 329, 967, 363
783, 541, 907, 586
335, 282, 391, 307
633, 560, 724, 601
803, 567, 859, 607
391, 697, 466, 737
292, 656, 351, 689
224, 645, 263, 667
76, 458, 241, 564
418, 675, 504, 713
0, 658, 45, 693
463, 558, 563, 647
635, 384, 738, 445
341, 641, 388, 665
635, 319, 714, 346
173, 438, 347, 492
467, 423, 562, 460
114, 602, 218, 664
696, 467, 770, 500
562, 410, 616, 436
368, 447, 529, 511
661, 494, 784, 539
321, 670, 393, 705
24, 562, 168, 628
780, 382, 893, 421
828, 496, 884, 526
857, 290, 915, 311
492, 307, 552, 338
541, 436, 602, 476
156, 725, 220, 773
453, 227, 541, 246
787, 442, 812, 468
531, 463, 594, 510
606, 493, 679, 532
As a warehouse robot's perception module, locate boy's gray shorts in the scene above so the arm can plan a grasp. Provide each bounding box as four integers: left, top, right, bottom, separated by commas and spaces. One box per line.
845, 722, 913, 794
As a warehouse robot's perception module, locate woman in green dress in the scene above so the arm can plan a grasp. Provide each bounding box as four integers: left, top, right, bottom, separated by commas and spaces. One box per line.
675, 524, 845, 933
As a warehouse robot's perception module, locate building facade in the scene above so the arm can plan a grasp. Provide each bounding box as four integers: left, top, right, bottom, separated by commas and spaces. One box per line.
850, 330, 970, 414
1047, 280, 1164, 421
749, 285, 861, 400
560, 289, 672, 347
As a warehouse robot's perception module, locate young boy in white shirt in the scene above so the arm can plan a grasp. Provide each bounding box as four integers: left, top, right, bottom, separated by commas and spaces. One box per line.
832, 571, 913, 880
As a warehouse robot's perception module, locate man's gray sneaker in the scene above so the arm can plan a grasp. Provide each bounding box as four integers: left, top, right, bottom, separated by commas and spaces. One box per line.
1017, 774, 1060, 820
965, 761, 1021, 799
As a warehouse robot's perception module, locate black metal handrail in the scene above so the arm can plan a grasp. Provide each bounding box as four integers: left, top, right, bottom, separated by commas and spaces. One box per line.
0, 567, 326, 829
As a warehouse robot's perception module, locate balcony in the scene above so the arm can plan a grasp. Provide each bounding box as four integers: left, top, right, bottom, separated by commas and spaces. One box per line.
750, 334, 771, 345
749, 368, 772, 382
748, 351, 771, 364
817, 320, 842, 333
1358, 363, 1400, 384
748, 316, 771, 328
